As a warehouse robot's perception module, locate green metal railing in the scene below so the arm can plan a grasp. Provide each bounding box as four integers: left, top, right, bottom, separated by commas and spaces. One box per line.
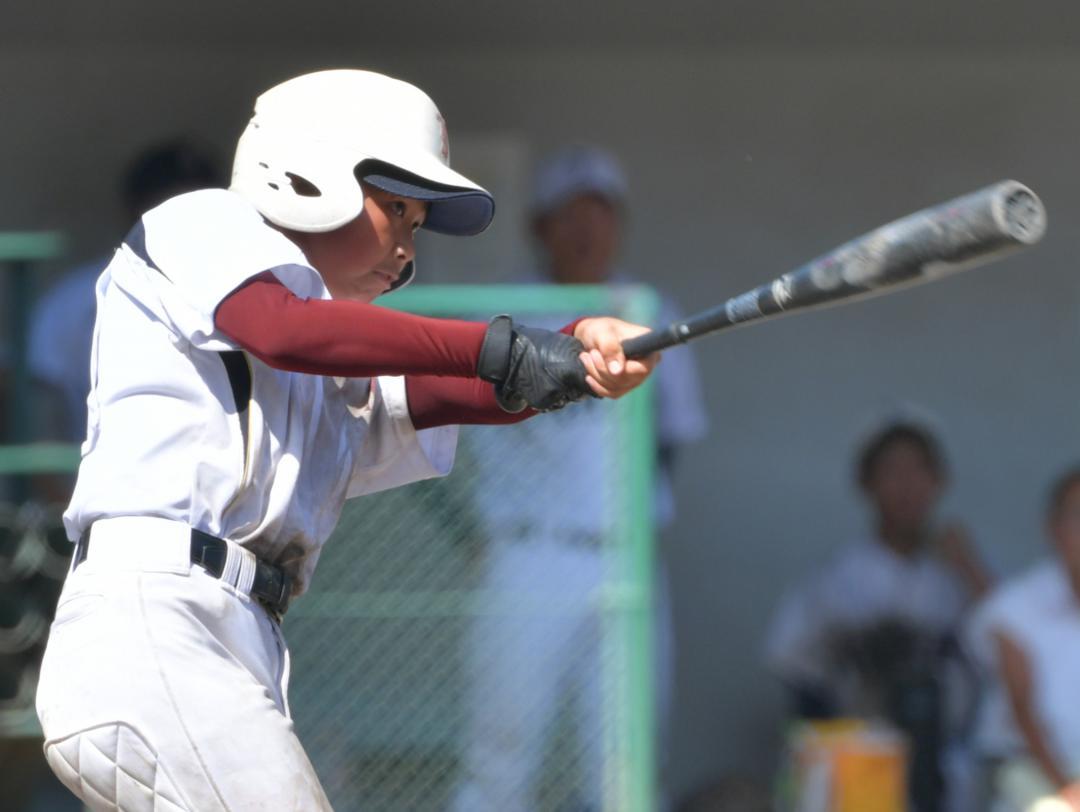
377, 284, 660, 811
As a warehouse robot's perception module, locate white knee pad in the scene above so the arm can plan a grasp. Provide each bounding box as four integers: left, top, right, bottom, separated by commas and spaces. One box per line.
45, 722, 192, 812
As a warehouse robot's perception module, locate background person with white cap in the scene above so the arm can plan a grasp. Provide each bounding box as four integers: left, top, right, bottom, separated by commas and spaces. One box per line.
528, 146, 709, 525
452, 146, 708, 811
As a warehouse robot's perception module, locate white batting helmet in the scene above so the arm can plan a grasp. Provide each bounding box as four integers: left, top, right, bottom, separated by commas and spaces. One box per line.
231, 69, 494, 287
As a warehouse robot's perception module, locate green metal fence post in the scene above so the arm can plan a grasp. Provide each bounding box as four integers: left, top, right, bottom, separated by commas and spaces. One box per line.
615, 286, 659, 812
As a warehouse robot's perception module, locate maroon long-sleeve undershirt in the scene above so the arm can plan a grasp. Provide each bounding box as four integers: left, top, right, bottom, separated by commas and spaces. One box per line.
213, 272, 560, 429
404, 375, 534, 430
215, 272, 488, 378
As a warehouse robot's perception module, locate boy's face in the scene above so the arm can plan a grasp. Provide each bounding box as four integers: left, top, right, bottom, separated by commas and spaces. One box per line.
1050, 482, 1080, 578
533, 193, 620, 285
863, 440, 943, 535
299, 184, 428, 302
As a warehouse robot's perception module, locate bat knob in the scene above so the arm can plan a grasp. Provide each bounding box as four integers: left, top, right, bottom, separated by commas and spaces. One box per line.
999, 183, 1047, 244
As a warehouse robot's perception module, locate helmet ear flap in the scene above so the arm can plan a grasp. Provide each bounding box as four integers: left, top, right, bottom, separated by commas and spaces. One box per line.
231, 122, 366, 232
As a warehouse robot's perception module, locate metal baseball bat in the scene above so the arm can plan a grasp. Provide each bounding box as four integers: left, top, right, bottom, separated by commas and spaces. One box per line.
621, 180, 1046, 359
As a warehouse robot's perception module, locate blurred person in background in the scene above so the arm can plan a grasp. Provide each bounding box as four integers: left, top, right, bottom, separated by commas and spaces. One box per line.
0, 139, 222, 812
452, 146, 708, 811
29, 139, 224, 444
966, 467, 1080, 812
765, 416, 993, 812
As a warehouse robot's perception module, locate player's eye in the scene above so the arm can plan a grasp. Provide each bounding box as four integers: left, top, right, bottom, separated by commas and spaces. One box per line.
392, 201, 407, 217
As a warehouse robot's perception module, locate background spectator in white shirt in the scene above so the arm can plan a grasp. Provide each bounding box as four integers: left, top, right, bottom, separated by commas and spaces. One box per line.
967, 467, 1080, 812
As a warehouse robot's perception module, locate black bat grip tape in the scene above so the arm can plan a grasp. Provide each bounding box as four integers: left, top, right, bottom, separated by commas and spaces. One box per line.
622, 325, 686, 359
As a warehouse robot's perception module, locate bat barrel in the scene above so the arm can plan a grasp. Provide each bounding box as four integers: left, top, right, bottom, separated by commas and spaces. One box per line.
621, 180, 1046, 359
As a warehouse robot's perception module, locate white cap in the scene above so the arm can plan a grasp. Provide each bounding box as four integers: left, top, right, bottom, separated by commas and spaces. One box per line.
231, 69, 494, 237
530, 146, 628, 216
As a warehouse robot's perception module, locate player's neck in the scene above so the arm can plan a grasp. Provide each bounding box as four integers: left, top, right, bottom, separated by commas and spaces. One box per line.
876, 522, 928, 559
547, 261, 611, 286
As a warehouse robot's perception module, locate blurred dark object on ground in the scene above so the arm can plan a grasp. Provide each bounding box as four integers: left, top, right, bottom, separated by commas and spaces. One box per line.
675, 774, 772, 812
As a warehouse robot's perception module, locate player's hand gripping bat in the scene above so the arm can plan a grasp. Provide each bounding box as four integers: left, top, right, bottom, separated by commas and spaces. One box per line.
621, 180, 1046, 359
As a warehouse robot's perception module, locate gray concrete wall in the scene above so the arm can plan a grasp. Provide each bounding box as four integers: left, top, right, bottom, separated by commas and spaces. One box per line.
4, 6, 1080, 801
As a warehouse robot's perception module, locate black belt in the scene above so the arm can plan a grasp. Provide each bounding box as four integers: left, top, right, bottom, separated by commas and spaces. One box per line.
74, 526, 291, 618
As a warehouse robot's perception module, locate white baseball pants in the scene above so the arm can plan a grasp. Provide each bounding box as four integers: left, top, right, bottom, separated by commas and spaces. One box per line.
35, 517, 331, 811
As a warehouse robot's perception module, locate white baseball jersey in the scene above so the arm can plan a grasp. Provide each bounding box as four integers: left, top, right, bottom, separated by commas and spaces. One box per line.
766, 537, 969, 688
64, 188, 458, 596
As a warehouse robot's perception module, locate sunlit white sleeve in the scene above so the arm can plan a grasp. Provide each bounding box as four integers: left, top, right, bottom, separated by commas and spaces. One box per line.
346, 375, 458, 499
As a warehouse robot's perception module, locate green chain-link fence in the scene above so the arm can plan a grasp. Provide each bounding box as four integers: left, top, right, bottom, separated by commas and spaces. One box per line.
285, 285, 658, 811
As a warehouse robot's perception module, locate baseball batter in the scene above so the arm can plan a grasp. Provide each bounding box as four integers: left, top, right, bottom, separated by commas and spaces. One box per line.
33, 69, 657, 812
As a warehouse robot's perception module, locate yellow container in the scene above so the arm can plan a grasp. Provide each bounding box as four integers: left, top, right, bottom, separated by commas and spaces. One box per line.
789, 719, 907, 812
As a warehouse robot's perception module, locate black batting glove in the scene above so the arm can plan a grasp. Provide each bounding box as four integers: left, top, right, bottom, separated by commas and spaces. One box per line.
477, 315, 594, 413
